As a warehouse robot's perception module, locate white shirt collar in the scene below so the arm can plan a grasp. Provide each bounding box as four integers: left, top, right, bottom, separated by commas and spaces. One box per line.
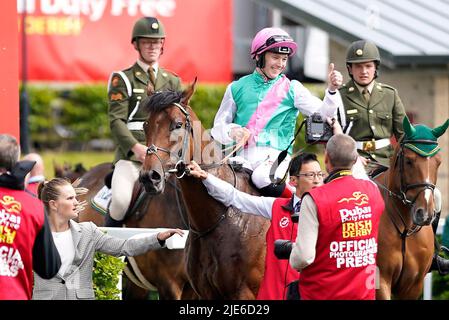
355, 81, 375, 95
293, 194, 301, 207
137, 59, 159, 76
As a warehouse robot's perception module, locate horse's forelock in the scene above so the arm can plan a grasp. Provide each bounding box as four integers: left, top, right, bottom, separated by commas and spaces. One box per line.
143, 90, 183, 113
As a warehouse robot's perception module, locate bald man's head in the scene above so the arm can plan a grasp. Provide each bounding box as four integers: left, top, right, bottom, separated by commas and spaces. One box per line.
23, 153, 44, 177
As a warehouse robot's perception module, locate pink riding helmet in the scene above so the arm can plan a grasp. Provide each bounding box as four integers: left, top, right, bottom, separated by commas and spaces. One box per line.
250, 27, 298, 58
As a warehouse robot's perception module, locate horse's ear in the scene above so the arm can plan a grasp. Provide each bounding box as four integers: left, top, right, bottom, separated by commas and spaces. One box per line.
432, 119, 449, 138
181, 77, 197, 105
53, 161, 62, 175
403, 116, 416, 137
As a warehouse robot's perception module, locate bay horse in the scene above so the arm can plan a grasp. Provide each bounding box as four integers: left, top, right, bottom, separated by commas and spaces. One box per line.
376, 116, 449, 299
139, 82, 270, 299
75, 162, 196, 300
54, 161, 87, 182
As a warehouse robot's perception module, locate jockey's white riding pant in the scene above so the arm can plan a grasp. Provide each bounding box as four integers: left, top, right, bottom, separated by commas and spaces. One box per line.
110, 159, 140, 221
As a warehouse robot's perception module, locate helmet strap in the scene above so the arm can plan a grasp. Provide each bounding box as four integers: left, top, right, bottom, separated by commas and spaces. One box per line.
256, 53, 265, 68
256, 67, 276, 81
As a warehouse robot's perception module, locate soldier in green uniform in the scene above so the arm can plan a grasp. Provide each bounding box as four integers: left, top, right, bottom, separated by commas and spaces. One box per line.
105, 17, 182, 227
338, 40, 449, 275
337, 40, 405, 168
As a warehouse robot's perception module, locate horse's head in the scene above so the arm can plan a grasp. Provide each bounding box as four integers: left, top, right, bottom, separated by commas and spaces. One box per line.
54, 161, 87, 183
139, 80, 198, 195
390, 116, 449, 226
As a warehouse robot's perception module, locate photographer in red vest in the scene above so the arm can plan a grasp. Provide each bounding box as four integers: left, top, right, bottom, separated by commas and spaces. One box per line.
188, 152, 325, 300
289, 134, 384, 300
0, 134, 61, 300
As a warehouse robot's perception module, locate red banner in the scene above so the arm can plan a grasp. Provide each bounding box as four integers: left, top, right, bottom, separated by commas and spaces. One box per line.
1, 1, 20, 139
18, 0, 232, 83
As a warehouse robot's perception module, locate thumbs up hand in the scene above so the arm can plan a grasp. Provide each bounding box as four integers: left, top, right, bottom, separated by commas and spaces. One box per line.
327, 63, 343, 92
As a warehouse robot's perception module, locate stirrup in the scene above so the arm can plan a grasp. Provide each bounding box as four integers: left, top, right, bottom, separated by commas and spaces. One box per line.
441, 246, 449, 255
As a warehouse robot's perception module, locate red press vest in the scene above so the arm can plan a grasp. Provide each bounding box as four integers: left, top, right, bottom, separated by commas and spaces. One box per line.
0, 187, 45, 300
257, 197, 300, 300
300, 175, 384, 300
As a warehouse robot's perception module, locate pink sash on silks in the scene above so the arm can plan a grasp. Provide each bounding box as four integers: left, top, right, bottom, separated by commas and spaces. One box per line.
245, 75, 290, 147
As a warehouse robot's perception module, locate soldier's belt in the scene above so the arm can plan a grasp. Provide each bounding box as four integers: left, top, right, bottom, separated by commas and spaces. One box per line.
127, 121, 144, 131
356, 138, 390, 152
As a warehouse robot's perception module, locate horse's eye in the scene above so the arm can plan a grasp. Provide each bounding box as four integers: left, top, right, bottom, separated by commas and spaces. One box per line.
405, 158, 413, 166
169, 121, 183, 131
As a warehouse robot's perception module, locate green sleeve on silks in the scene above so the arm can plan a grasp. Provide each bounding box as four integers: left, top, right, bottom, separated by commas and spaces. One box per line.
108, 73, 138, 158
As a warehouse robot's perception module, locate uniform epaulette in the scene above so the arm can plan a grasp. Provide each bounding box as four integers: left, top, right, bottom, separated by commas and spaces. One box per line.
120, 65, 133, 73
378, 83, 397, 91
162, 68, 180, 78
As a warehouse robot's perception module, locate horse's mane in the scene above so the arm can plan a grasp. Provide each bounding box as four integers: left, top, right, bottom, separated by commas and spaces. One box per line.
143, 90, 183, 113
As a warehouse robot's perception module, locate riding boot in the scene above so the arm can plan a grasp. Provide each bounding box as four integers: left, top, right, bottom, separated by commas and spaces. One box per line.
428, 210, 449, 275
104, 213, 123, 228
259, 183, 291, 198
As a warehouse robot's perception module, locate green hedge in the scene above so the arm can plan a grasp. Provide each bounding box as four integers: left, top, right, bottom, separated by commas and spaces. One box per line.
93, 253, 126, 300
25, 82, 326, 151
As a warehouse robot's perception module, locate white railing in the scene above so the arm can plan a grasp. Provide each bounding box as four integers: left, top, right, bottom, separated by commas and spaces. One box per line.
99, 227, 188, 300
99, 227, 189, 249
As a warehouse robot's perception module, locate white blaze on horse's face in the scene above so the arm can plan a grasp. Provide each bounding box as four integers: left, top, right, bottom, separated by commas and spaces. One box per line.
424, 157, 432, 208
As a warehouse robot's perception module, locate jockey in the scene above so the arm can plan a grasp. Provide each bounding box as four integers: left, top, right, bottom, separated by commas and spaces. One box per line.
211, 27, 344, 198
105, 17, 182, 227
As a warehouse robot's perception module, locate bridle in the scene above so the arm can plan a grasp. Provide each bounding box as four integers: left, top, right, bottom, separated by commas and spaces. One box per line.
392, 139, 436, 207
375, 138, 438, 285
144, 101, 228, 238
376, 139, 436, 211
145, 102, 192, 179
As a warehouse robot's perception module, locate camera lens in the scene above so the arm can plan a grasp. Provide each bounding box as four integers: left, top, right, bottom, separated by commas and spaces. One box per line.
274, 240, 293, 260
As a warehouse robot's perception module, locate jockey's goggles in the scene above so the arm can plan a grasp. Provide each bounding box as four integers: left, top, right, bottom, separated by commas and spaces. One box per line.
254, 35, 294, 55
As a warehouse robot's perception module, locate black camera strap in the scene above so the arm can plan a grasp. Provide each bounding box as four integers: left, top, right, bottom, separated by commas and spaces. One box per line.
269, 120, 309, 184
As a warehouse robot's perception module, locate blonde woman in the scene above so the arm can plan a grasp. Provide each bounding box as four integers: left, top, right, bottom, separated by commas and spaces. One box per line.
32, 178, 183, 300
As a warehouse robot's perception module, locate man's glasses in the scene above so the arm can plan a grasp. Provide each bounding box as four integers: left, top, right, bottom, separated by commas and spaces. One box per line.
296, 172, 326, 180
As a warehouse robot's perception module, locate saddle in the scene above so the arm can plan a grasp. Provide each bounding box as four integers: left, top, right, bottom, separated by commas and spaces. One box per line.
366, 161, 389, 179
91, 170, 145, 219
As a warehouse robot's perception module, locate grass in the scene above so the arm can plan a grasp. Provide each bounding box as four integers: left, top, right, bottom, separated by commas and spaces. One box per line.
40, 151, 114, 179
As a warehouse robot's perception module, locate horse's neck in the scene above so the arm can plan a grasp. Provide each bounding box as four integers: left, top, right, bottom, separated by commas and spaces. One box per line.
178, 176, 226, 233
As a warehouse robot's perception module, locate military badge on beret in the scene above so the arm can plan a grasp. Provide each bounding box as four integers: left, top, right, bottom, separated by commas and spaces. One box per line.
356, 49, 363, 56
152, 22, 159, 30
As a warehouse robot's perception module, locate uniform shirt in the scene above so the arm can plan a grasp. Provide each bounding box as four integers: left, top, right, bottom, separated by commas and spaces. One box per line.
136, 59, 158, 78
338, 79, 406, 165
108, 62, 182, 163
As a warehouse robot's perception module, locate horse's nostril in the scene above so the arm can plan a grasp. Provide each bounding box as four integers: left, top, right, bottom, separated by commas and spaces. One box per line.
149, 170, 162, 182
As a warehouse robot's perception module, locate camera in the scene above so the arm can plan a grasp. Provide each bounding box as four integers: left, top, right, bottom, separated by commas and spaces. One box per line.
274, 239, 293, 260
305, 113, 333, 144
